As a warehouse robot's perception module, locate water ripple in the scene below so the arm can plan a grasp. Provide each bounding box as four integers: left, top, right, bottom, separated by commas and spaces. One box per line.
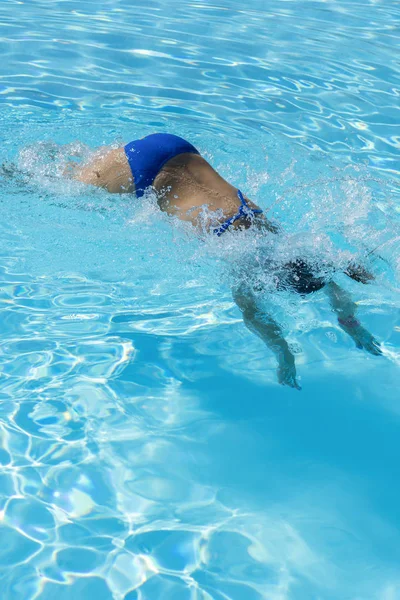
1, 0, 400, 599
0, 0, 399, 166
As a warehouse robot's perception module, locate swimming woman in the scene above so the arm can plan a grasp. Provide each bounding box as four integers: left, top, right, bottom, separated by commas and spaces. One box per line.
71, 133, 382, 389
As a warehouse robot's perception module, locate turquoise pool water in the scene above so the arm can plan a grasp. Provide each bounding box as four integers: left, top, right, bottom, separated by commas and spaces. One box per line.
1, 0, 400, 598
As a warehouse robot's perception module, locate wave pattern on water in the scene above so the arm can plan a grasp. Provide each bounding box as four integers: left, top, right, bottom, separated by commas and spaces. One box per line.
1, 0, 400, 599
0, 0, 399, 168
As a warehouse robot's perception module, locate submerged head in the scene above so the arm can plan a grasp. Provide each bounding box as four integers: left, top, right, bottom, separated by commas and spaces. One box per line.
278, 258, 326, 295
278, 258, 374, 295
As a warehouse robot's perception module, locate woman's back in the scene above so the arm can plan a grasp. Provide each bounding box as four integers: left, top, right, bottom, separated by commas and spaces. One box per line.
73, 144, 263, 230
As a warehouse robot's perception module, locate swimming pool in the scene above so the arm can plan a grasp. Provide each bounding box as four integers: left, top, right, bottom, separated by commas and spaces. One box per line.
0, 0, 399, 598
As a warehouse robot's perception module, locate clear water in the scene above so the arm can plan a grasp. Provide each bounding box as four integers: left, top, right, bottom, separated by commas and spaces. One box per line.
1, 0, 400, 598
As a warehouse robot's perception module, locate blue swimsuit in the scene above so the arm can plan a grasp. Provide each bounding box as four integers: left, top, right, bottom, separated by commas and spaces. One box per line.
124, 133, 263, 235
124, 133, 199, 198
212, 189, 263, 236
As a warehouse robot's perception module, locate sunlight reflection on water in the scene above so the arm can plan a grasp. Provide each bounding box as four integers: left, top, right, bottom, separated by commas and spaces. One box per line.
0, 0, 399, 598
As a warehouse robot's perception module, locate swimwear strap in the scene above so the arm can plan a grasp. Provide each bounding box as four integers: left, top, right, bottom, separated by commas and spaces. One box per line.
214, 190, 263, 236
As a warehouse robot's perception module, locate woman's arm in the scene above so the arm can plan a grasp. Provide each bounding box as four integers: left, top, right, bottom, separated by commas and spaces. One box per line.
324, 281, 382, 355
233, 286, 301, 390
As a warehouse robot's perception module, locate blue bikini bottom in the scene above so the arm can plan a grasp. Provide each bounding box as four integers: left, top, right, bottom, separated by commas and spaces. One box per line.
124, 133, 200, 198
124, 133, 263, 234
